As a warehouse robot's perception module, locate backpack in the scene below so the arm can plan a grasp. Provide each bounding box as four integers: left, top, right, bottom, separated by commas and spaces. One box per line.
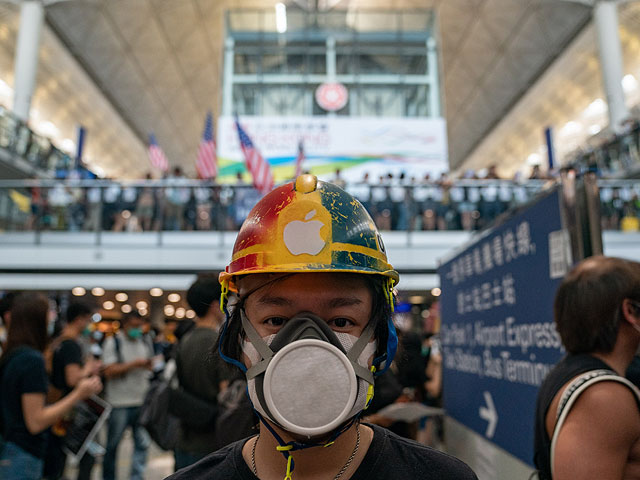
167, 331, 220, 433
137, 369, 181, 451
210, 378, 257, 451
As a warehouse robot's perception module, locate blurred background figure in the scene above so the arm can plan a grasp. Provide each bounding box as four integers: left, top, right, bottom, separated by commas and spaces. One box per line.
101, 312, 154, 480
0, 291, 17, 356
171, 275, 230, 470
418, 299, 443, 448
43, 300, 103, 480
0, 293, 101, 480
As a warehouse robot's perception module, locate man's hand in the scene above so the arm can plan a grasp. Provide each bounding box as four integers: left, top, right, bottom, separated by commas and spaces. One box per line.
132, 358, 153, 370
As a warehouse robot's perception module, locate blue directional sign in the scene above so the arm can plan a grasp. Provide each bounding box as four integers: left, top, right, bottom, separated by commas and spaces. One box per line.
438, 188, 569, 466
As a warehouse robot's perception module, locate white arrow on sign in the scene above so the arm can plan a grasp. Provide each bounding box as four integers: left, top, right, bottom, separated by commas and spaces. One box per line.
479, 390, 498, 438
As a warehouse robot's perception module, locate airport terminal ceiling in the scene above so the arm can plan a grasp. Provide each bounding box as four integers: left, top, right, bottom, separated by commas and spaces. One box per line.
0, 0, 596, 178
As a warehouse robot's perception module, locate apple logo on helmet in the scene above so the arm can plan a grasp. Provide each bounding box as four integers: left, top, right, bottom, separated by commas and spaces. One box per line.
283, 209, 326, 256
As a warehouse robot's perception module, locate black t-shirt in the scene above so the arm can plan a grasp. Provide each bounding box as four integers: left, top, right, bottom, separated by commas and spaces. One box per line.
626, 355, 640, 387
51, 339, 84, 394
165, 423, 477, 480
0, 347, 50, 458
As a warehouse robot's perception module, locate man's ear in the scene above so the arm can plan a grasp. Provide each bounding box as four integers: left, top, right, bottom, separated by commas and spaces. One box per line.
622, 299, 640, 324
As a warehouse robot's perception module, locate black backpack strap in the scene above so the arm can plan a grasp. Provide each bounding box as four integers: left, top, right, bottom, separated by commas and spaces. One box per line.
114, 334, 123, 364
550, 369, 640, 478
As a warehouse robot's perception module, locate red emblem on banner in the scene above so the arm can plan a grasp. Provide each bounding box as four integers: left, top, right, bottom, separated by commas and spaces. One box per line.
315, 83, 349, 111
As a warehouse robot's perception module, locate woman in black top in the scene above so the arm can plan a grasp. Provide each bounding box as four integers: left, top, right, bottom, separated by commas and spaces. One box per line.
0, 293, 101, 480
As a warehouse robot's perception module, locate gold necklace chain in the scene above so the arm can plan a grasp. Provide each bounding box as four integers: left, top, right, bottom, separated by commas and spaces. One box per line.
251, 425, 361, 480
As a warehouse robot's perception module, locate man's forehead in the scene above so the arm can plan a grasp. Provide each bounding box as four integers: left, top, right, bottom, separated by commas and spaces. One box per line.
238, 272, 370, 299
237, 273, 287, 295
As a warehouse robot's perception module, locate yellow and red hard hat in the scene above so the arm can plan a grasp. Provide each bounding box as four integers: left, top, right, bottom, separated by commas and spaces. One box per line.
219, 174, 399, 293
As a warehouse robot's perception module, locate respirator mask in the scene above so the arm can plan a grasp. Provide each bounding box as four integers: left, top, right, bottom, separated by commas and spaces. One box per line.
240, 310, 376, 438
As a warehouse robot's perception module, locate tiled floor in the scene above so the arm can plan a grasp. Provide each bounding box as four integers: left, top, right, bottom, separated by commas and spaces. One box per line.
64, 430, 174, 480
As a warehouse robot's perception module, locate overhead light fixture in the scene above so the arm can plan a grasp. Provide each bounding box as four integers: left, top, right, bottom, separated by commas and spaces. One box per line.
186, 310, 196, 319
72, 287, 86, 296
559, 121, 582, 137
527, 153, 542, 165
103, 301, 115, 310
138, 308, 148, 316
588, 124, 602, 135
175, 307, 186, 319
409, 295, 425, 304
167, 293, 181, 303
92, 313, 102, 323
115, 292, 128, 302
150, 288, 163, 297
275, 3, 287, 33
431, 287, 442, 297
584, 98, 606, 117
121, 304, 132, 313
92, 165, 105, 178
37, 121, 59, 138
622, 74, 638, 93
0, 78, 13, 98
136, 301, 148, 310
61, 138, 75, 153
164, 305, 175, 316
91, 287, 105, 297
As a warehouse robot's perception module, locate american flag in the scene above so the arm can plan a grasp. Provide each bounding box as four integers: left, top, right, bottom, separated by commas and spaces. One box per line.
196, 112, 217, 179
235, 119, 274, 195
148, 134, 169, 172
294, 139, 305, 178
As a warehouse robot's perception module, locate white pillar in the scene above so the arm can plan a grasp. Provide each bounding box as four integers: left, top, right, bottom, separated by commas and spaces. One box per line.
325, 36, 336, 118
13, 0, 45, 122
593, 1, 628, 133
222, 37, 234, 116
326, 36, 336, 81
427, 37, 440, 118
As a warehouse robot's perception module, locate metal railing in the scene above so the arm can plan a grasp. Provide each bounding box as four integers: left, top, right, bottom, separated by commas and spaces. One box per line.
0, 106, 73, 176
1, 178, 637, 240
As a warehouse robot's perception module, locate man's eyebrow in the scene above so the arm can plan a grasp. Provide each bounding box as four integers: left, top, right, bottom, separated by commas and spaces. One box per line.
254, 296, 293, 307
327, 297, 364, 308
253, 296, 364, 308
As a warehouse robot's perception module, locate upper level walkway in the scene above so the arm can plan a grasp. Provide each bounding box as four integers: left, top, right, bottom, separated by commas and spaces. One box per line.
1, 178, 638, 291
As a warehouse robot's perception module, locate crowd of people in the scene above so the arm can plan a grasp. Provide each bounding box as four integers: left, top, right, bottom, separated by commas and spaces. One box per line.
3, 164, 640, 235
0, 106, 74, 175
571, 117, 640, 177
2, 172, 640, 480
0, 283, 448, 479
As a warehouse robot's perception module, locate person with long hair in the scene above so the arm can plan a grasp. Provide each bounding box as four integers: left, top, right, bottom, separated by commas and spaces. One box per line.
0, 292, 102, 479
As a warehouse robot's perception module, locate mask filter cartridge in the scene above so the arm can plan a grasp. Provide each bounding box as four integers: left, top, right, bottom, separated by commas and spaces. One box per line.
263, 338, 358, 437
